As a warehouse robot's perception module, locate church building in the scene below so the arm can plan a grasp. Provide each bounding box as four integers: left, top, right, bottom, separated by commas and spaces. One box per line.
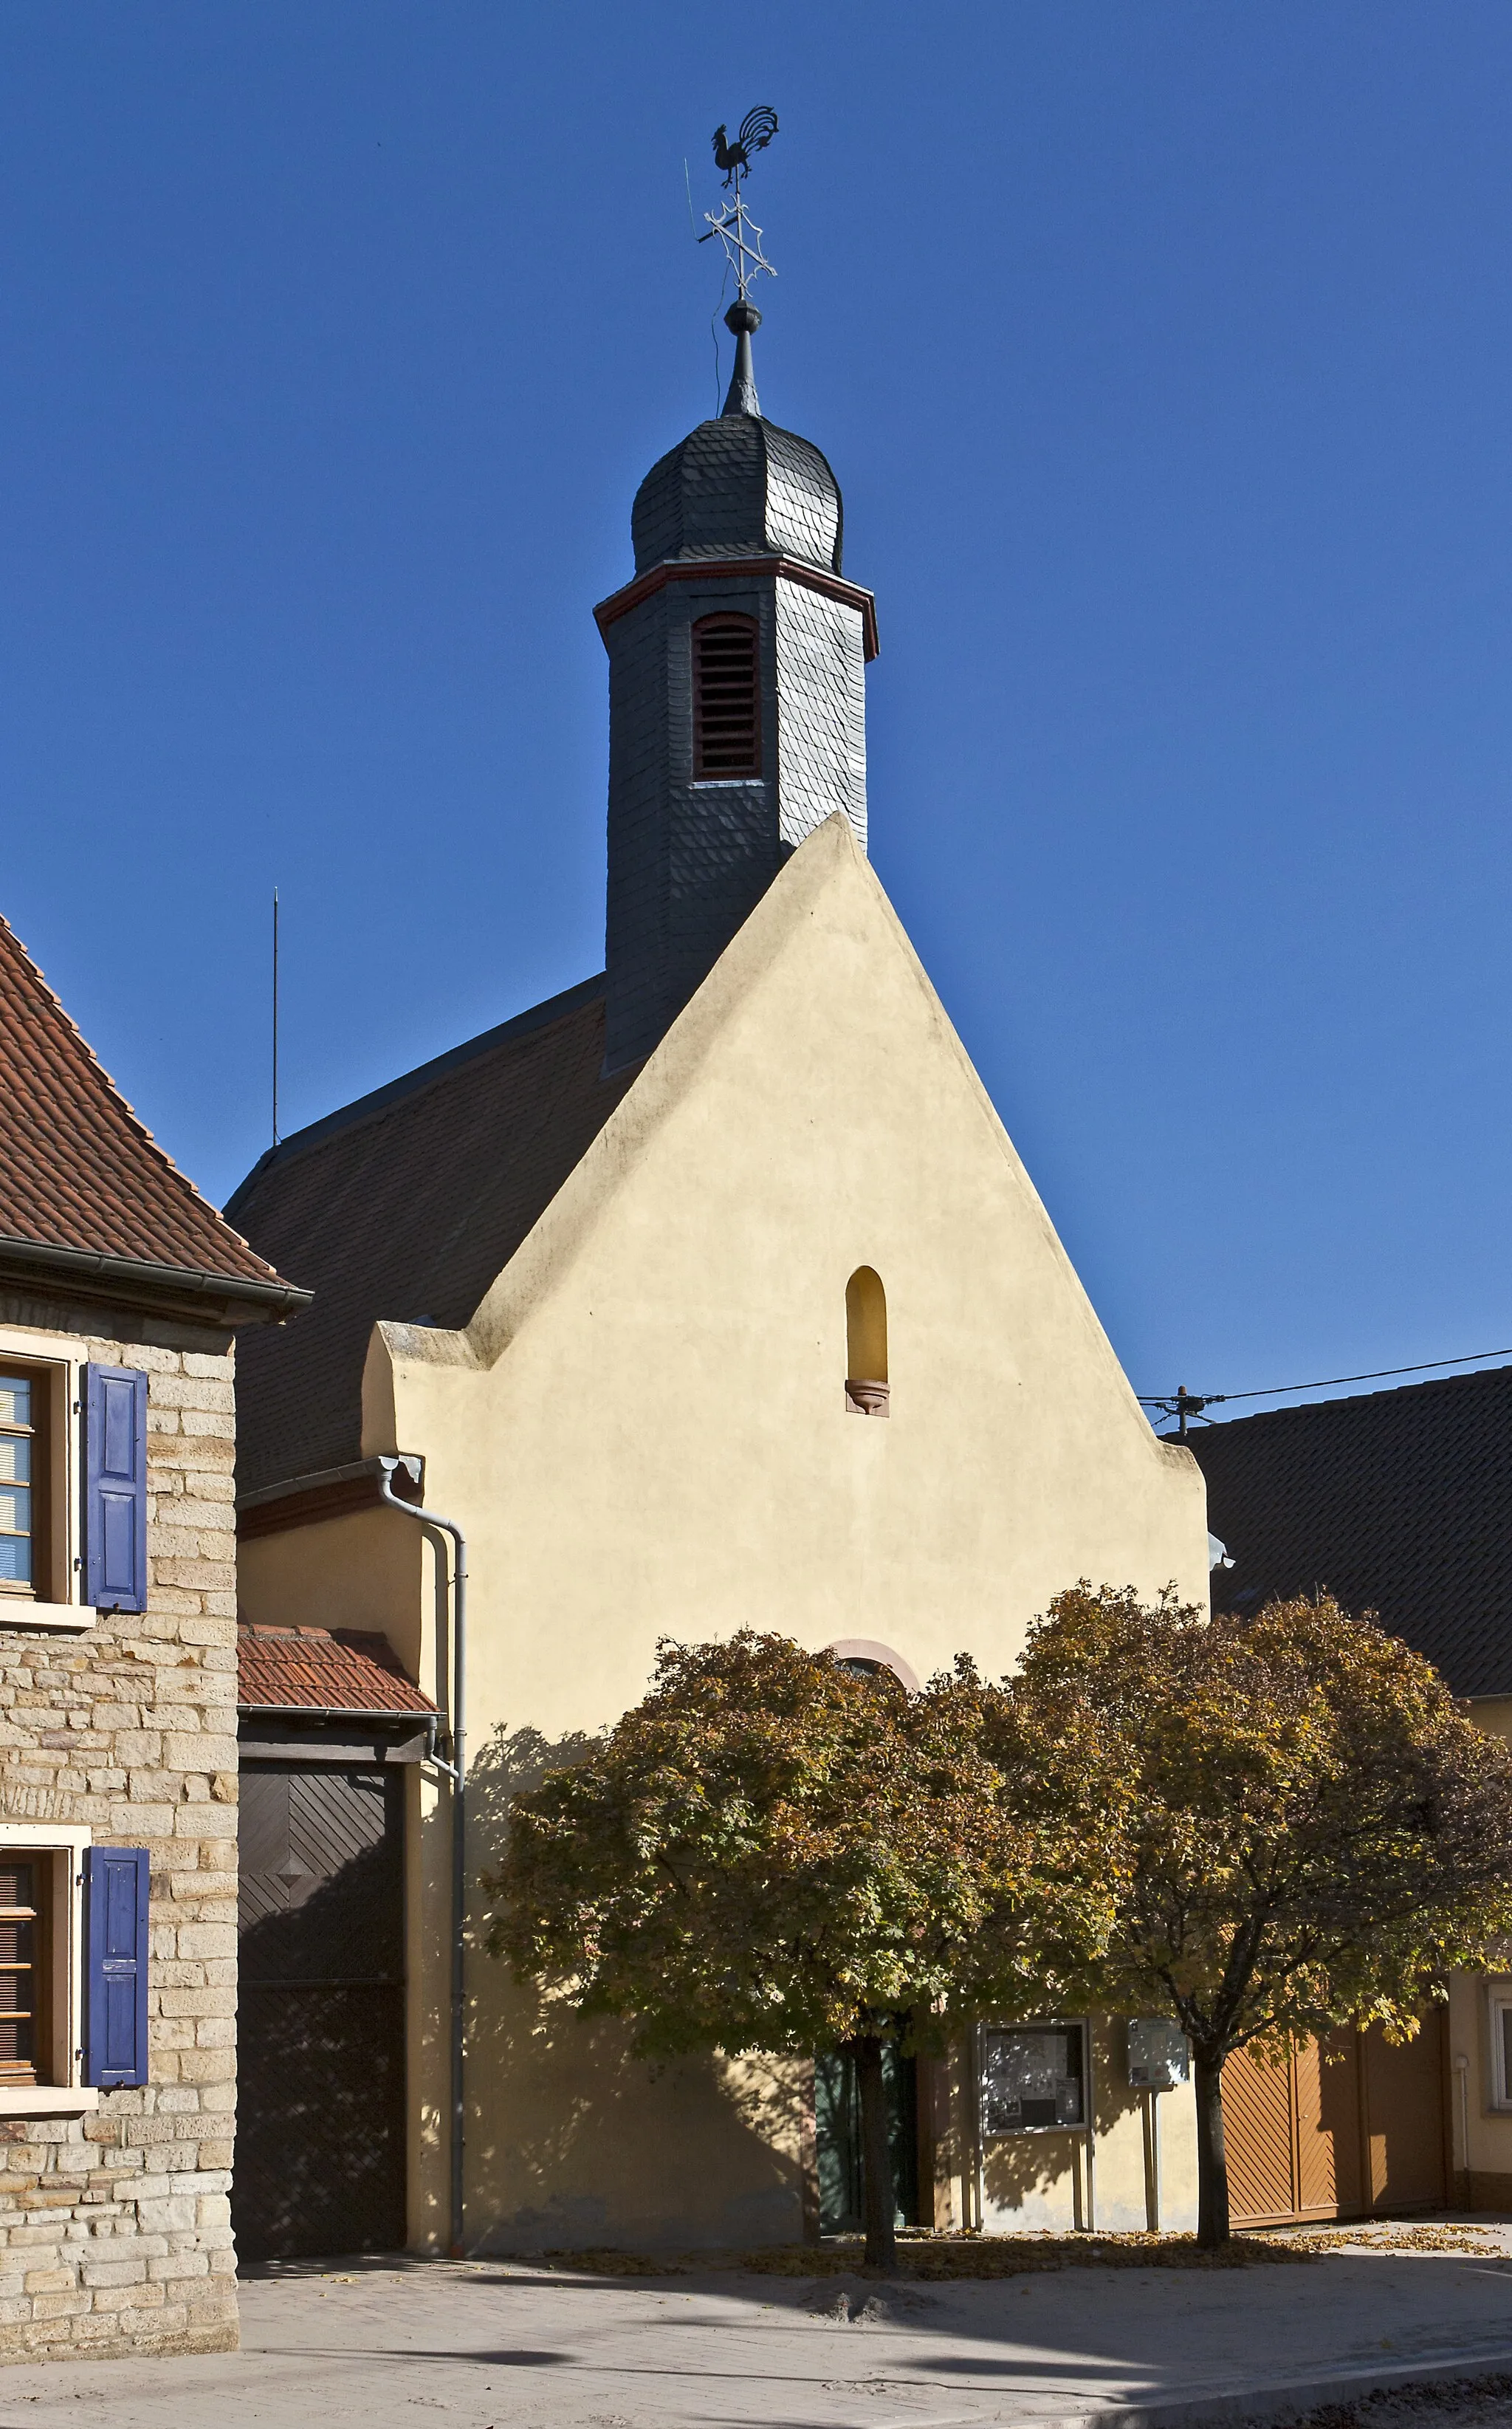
227, 295, 1211, 2258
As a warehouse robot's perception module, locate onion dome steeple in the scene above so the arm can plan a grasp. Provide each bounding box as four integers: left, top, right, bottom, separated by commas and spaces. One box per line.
591, 119, 879, 1073
628, 313, 845, 582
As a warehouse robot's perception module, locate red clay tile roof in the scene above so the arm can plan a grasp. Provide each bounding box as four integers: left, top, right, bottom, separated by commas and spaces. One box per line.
0, 913, 295, 1298
227, 976, 639, 1495
1189, 1363, 1512, 1699
238, 1623, 435, 1716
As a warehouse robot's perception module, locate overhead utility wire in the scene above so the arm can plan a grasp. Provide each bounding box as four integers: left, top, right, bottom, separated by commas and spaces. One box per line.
1139, 1346, 1512, 1433
1148, 1347, 1512, 1406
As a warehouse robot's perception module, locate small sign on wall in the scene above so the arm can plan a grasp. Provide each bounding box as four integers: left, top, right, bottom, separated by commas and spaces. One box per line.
1127, 2018, 1190, 2091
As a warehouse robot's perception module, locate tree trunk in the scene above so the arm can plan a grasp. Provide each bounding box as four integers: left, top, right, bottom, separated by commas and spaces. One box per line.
1194, 2051, 1231, 2250
852, 2032, 897, 2271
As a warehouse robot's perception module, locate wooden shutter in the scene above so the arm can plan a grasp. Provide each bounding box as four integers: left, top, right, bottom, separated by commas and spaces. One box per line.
83, 1847, 150, 2088
693, 615, 761, 778
83, 1366, 148, 1613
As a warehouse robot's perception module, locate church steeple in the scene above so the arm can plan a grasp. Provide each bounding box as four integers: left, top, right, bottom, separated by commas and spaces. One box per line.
593, 140, 878, 1072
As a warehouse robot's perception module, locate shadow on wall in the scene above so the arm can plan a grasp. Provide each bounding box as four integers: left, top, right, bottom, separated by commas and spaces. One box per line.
469, 1720, 599, 1810
461, 1723, 811, 2254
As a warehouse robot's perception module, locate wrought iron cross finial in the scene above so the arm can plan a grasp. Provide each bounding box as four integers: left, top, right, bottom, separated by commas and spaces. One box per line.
700, 105, 779, 303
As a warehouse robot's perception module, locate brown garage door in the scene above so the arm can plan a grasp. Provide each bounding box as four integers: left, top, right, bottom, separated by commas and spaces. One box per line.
1225, 2014, 1448, 2228
234, 1764, 406, 2262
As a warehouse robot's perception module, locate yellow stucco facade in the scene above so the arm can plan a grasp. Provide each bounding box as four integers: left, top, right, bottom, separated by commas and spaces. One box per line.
241, 812, 1209, 2251
1447, 1699, 1512, 2208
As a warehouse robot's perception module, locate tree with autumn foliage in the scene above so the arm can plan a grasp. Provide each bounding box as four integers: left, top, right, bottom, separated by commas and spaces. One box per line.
1011, 1585, 1512, 2247
486, 1630, 1114, 2268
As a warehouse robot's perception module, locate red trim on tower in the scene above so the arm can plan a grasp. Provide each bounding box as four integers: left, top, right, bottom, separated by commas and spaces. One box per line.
594, 555, 879, 661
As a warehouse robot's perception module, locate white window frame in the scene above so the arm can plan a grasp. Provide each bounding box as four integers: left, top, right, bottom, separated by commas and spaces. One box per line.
0, 1327, 95, 1630
0, 1823, 97, 2115
1483, 1977, 1512, 2113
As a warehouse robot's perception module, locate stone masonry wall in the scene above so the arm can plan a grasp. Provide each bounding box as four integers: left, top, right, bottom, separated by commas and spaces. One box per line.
0, 1289, 238, 2362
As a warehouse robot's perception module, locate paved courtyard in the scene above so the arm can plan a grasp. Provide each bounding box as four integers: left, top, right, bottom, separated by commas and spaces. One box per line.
1, 2227, 1512, 2428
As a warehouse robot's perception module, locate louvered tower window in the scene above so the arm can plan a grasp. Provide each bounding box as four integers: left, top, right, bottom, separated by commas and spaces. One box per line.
693, 614, 761, 778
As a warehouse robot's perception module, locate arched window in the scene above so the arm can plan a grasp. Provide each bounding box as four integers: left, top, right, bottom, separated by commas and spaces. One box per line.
693, 614, 761, 779
827, 1639, 921, 1691
845, 1267, 889, 1416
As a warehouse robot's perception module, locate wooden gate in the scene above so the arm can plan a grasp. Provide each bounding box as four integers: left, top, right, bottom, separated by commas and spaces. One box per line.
1224, 2015, 1449, 2228
234, 1765, 406, 2261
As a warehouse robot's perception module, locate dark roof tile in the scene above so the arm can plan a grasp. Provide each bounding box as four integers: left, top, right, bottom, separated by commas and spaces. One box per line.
238, 1623, 434, 1715
0, 913, 289, 1294
227, 977, 639, 1495
1189, 1364, 1512, 1697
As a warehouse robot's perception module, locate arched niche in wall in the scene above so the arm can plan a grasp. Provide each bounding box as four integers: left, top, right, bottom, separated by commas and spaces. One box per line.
845, 1267, 889, 1416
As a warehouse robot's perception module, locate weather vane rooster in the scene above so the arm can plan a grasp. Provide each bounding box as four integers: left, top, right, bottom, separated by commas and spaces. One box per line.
711, 106, 779, 187
700, 105, 779, 303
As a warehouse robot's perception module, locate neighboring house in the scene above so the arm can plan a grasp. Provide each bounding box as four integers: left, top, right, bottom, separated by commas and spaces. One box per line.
227, 325, 1212, 2257
0, 916, 305, 2358
1190, 1368, 1512, 2226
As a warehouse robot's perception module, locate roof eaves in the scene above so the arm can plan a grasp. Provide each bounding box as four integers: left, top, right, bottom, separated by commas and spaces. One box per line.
0, 1233, 312, 1326
236, 1699, 436, 1723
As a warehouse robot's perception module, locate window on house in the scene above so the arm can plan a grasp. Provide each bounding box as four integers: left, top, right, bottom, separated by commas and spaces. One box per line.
0, 1351, 148, 1624
0, 1858, 47, 2084
825, 1640, 922, 1692
0, 1371, 44, 1598
693, 614, 761, 778
0, 1836, 151, 2103
845, 1268, 889, 1416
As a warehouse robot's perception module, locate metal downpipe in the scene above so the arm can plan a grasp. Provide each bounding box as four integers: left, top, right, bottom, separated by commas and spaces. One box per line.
377, 1457, 467, 2257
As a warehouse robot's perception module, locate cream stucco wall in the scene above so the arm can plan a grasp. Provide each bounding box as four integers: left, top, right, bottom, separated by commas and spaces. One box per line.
1446, 1698, 1512, 2203
971, 2021, 1197, 2236
244, 813, 1209, 2252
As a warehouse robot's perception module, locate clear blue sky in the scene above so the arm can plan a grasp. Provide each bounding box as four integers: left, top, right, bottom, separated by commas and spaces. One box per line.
6, 1, 1512, 1419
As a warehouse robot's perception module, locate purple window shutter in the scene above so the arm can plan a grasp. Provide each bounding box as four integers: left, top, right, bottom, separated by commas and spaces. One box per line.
83, 1847, 151, 2088
83, 1366, 148, 1613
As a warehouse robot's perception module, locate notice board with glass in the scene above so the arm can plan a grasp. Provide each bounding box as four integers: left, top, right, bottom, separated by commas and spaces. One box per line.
979, 2021, 1088, 2135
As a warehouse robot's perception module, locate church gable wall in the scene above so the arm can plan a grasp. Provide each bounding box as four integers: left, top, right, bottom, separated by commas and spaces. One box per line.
397, 813, 1205, 1747
371, 817, 1206, 2253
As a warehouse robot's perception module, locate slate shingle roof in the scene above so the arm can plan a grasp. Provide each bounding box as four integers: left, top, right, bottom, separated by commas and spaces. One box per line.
631, 414, 845, 575
1188, 1363, 1512, 1697
238, 1623, 434, 1716
0, 911, 293, 1299
226, 976, 641, 1497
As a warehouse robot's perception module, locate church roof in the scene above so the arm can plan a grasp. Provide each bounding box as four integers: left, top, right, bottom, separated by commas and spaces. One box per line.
226, 976, 640, 1496
1189, 1363, 1512, 1697
0, 911, 299, 1318
631, 414, 844, 576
